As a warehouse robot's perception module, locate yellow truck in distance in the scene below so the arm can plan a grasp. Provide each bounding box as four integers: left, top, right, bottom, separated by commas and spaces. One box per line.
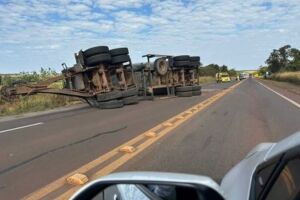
216, 72, 231, 83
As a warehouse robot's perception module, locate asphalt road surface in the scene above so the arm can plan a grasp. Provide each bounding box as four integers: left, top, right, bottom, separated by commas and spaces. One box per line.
0, 79, 299, 199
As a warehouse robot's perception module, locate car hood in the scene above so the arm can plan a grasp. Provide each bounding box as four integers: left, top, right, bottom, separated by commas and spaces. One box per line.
220, 143, 274, 200
221, 130, 300, 200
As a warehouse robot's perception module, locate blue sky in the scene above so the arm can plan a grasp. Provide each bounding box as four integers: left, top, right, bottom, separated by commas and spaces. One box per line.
0, 0, 299, 73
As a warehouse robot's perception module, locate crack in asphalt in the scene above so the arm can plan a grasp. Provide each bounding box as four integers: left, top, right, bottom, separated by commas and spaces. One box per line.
0, 126, 127, 176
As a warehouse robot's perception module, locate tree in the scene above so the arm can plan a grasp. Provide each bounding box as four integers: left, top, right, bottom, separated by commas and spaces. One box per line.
228, 69, 237, 76
266, 49, 283, 73
287, 48, 300, 71
220, 65, 228, 72
199, 64, 220, 76
266, 45, 300, 72
258, 66, 268, 75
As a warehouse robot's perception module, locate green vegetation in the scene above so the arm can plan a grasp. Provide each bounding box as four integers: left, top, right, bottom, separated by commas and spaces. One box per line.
199, 64, 237, 77
265, 45, 300, 73
0, 94, 80, 117
0, 67, 58, 86
270, 71, 300, 85
263, 45, 300, 85
0, 68, 80, 117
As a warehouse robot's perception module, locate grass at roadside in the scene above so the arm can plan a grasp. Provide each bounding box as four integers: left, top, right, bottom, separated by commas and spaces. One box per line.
0, 94, 81, 117
271, 71, 300, 85
0, 81, 82, 117
199, 76, 216, 84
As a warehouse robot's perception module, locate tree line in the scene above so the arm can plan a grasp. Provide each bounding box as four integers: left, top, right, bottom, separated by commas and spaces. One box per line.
262, 45, 300, 73
0, 67, 58, 86
199, 64, 237, 77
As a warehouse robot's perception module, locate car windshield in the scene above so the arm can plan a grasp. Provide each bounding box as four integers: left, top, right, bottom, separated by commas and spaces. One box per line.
0, 1, 299, 200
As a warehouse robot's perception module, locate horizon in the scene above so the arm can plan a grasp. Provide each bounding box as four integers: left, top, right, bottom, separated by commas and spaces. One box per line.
0, 0, 299, 73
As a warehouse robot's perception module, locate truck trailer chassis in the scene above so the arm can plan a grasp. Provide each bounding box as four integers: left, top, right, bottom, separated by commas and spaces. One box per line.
0, 46, 202, 109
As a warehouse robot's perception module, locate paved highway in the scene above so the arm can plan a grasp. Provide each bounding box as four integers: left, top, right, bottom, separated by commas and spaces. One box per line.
0, 79, 299, 199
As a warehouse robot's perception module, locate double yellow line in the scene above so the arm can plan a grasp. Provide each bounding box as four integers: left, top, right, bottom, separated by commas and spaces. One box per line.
23, 81, 242, 200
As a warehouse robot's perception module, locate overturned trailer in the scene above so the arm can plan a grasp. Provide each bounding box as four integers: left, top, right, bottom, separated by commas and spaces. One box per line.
0, 46, 139, 109
134, 54, 201, 98
1, 47, 202, 109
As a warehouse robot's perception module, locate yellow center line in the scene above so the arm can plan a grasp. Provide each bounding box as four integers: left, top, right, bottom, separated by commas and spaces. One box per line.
24, 81, 243, 200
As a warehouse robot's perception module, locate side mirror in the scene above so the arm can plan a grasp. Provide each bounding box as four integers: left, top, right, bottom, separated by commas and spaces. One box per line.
70, 172, 225, 200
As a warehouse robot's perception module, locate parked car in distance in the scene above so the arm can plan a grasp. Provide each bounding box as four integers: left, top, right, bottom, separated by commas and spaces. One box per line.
239, 72, 249, 80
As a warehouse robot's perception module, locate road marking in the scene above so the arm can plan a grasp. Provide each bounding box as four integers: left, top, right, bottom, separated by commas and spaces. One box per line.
257, 81, 300, 109
23, 81, 243, 200
0, 122, 44, 134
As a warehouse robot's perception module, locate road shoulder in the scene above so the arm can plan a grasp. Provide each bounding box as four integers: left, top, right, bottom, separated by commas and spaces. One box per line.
256, 79, 300, 104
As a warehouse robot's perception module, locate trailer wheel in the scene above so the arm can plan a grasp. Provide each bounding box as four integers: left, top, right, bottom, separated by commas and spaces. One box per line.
192, 90, 202, 96
192, 85, 202, 91
111, 54, 130, 64
173, 61, 190, 68
190, 56, 200, 62
110, 48, 129, 56
154, 58, 168, 76
86, 98, 99, 107
122, 88, 138, 98
97, 91, 122, 102
189, 61, 200, 68
85, 53, 111, 66
123, 96, 139, 105
173, 55, 190, 61
83, 46, 109, 57
175, 85, 194, 92
98, 100, 124, 109
176, 91, 193, 97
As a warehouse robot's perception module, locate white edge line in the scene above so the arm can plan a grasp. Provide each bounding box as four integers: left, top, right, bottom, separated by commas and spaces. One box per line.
0, 122, 44, 134
257, 81, 300, 109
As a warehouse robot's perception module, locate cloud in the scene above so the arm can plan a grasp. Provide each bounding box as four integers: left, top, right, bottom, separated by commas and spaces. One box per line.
0, 0, 299, 73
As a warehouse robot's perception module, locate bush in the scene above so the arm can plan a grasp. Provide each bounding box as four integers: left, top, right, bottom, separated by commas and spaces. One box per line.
271, 71, 300, 85
0, 68, 81, 117
0, 94, 80, 117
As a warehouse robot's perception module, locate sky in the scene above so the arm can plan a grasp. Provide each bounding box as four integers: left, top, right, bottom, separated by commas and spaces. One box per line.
0, 0, 299, 73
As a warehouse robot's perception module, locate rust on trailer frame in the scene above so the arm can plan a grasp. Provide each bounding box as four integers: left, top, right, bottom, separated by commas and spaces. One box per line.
0, 46, 138, 104
134, 54, 200, 97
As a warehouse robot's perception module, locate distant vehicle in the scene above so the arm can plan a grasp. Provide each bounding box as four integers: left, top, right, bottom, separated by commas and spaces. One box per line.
216, 72, 231, 83
264, 71, 271, 79
71, 130, 300, 200
239, 72, 249, 80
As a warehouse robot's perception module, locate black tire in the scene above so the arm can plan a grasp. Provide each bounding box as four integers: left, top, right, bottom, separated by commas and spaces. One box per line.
192, 90, 202, 96
192, 85, 202, 91
123, 96, 139, 105
110, 48, 129, 56
154, 58, 168, 76
173, 61, 190, 68
173, 55, 190, 61
85, 98, 99, 107
97, 91, 122, 102
176, 91, 193, 97
190, 61, 200, 68
137, 96, 154, 101
176, 85, 194, 92
85, 53, 111, 66
190, 56, 200, 62
83, 46, 109, 57
111, 54, 130, 64
98, 100, 124, 109
122, 88, 138, 98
